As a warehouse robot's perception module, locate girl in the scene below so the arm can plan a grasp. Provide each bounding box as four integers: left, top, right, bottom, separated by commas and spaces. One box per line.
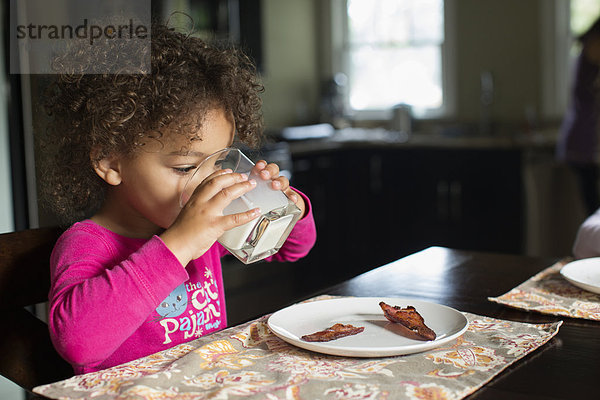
41, 22, 316, 374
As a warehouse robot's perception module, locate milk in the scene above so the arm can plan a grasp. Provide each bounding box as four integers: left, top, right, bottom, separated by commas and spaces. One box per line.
219, 172, 301, 263
180, 148, 302, 264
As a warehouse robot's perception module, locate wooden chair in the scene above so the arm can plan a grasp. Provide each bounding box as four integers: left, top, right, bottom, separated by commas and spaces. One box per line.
0, 227, 73, 397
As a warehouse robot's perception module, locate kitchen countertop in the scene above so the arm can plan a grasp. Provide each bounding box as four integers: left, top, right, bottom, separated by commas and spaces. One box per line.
284, 127, 558, 155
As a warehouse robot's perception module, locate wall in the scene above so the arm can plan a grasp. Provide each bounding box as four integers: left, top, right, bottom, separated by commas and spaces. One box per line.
260, 0, 320, 130
454, 0, 542, 124
260, 0, 556, 129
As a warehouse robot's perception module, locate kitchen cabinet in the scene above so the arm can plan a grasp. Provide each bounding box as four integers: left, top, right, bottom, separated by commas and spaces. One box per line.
376, 147, 523, 259
290, 146, 524, 283
290, 149, 374, 283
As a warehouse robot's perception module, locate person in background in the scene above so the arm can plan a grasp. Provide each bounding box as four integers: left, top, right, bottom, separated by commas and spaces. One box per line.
40, 22, 316, 374
557, 17, 600, 216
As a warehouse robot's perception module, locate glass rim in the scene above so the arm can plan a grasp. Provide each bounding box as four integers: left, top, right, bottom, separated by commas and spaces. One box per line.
195, 146, 242, 169
179, 147, 247, 208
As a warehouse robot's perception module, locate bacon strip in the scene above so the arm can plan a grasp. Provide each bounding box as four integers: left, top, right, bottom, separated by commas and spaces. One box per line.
301, 323, 365, 342
379, 301, 436, 341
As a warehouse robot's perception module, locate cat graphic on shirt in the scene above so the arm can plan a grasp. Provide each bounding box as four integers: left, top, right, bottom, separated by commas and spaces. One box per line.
155, 283, 188, 319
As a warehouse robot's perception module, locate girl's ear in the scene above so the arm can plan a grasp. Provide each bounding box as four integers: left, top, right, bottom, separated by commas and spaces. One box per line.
91, 150, 122, 186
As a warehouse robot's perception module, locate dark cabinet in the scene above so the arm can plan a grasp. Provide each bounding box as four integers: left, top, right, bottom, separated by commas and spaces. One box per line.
290, 149, 371, 281
376, 148, 523, 259
290, 146, 524, 284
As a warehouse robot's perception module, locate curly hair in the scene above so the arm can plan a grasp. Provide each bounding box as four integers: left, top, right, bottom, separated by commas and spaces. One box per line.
40, 21, 264, 224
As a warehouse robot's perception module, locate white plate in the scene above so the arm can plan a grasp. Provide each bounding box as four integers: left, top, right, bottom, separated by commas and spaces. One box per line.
267, 297, 469, 357
560, 258, 600, 294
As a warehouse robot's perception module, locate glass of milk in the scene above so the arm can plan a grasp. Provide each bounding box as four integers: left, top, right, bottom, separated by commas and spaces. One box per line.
180, 147, 302, 264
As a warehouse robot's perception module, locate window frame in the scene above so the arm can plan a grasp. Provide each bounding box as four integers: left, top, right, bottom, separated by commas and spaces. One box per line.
330, 0, 457, 121
540, 0, 570, 121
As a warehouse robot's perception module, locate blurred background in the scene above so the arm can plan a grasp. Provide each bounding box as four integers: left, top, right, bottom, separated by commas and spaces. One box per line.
3, 1, 600, 396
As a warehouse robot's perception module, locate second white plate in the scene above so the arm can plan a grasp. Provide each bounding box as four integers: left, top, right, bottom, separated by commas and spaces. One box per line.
267, 297, 469, 357
560, 258, 600, 294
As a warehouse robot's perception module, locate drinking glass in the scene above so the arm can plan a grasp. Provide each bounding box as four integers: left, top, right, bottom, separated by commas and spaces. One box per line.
180, 147, 301, 264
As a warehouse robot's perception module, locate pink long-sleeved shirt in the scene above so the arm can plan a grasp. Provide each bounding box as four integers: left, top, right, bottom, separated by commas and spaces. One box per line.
49, 195, 316, 374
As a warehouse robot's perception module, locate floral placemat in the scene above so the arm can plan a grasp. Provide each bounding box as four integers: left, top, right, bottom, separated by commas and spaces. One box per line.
34, 300, 561, 400
489, 260, 600, 320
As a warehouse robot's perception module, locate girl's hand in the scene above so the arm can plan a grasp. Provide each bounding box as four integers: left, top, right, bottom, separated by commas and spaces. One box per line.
160, 169, 260, 267
253, 160, 306, 218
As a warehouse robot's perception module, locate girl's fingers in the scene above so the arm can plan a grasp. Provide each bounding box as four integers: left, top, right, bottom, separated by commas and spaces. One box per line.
261, 163, 280, 180
252, 160, 267, 178
210, 178, 257, 207
272, 176, 289, 191
192, 171, 249, 202
204, 168, 234, 181
284, 188, 299, 203
221, 208, 261, 231
254, 160, 267, 171
253, 160, 280, 180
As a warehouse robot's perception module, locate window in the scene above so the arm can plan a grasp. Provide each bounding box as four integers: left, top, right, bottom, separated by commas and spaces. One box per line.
570, 0, 600, 38
341, 0, 452, 118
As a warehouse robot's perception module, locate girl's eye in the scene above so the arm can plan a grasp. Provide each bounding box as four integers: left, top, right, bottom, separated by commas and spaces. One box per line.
173, 166, 196, 174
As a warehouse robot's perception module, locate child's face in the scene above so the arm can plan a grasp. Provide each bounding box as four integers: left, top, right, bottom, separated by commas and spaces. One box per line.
108, 108, 235, 235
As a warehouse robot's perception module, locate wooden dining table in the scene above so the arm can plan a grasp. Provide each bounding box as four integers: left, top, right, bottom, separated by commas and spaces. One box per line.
321, 246, 600, 400
33, 246, 600, 400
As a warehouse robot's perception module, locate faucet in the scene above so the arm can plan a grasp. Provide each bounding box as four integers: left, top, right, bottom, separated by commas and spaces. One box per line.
480, 70, 494, 135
